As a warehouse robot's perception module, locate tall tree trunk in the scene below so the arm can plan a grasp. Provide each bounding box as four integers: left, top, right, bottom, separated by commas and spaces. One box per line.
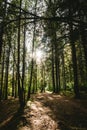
12, 42, 17, 98
54, 32, 60, 93
4, 39, 11, 100
0, 0, 7, 60
62, 52, 66, 90
69, 24, 79, 97
12, 61, 15, 97
0, 45, 5, 100
0, 25, 3, 60
52, 43, 55, 93
35, 65, 37, 92
27, 0, 37, 100
27, 59, 34, 99
68, 7, 79, 97
17, 0, 24, 107
15, 72, 18, 98
55, 54, 59, 93
21, 17, 26, 104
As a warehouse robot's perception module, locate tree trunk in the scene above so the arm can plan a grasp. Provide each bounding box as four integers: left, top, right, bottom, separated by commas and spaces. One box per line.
68, 7, 79, 97
12, 61, 15, 97
15, 72, 18, 98
69, 24, 79, 97
17, 0, 24, 107
27, 0, 37, 100
0, 45, 5, 100
4, 40, 11, 100
52, 43, 56, 93
27, 59, 34, 99
62, 52, 66, 90
21, 16, 26, 104
0, 25, 3, 60
54, 32, 60, 93
0, 0, 7, 60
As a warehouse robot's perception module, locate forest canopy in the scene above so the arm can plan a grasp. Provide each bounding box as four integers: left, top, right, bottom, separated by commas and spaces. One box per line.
0, 0, 87, 107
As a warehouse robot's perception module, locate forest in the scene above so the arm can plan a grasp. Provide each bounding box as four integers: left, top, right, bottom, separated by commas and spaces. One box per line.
0, 0, 87, 130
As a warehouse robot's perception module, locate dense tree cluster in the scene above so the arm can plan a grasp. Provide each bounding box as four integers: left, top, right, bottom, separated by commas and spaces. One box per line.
0, 0, 87, 106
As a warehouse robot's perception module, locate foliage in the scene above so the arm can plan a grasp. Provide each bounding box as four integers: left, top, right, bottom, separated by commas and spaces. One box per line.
0, 0, 87, 105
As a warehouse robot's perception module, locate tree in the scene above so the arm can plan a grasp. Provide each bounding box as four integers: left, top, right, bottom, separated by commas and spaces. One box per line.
27, 0, 37, 100
4, 31, 11, 100
0, 0, 7, 60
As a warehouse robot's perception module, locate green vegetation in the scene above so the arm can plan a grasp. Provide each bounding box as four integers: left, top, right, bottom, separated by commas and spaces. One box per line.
0, 0, 87, 107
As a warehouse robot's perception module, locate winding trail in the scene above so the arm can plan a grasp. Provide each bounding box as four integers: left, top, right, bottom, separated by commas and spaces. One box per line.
22, 93, 87, 130
0, 93, 87, 130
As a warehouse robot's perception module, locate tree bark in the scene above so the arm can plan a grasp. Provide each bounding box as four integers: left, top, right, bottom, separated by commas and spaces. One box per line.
0, 45, 5, 100
69, 24, 79, 97
0, 0, 7, 60
21, 15, 26, 104
27, 0, 37, 100
17, 0, 24, 107
52, 43, 55, 92
4, 39, 11, 100
62, 52, 66, 90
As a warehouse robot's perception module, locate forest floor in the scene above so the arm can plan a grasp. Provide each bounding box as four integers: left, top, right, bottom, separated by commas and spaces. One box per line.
0, 92, 87, 130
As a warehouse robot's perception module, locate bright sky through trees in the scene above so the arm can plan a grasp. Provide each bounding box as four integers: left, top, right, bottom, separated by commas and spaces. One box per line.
36, 49, 43, 63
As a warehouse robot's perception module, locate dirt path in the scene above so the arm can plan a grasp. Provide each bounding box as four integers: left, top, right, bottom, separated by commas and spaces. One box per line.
0, 93, 87, 130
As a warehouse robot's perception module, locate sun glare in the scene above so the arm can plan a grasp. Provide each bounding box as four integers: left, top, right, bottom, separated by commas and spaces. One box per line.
36, 50, 43, 63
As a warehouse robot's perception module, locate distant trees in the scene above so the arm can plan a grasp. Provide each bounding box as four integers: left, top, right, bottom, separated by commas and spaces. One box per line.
44, 0, 87, 97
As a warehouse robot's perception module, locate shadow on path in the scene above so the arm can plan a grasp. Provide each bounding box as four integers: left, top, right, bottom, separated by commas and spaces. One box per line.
0, 99, 30, 130
0, 107, 25, 130
37, 93, 87, 130
0, 93, 87, 130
